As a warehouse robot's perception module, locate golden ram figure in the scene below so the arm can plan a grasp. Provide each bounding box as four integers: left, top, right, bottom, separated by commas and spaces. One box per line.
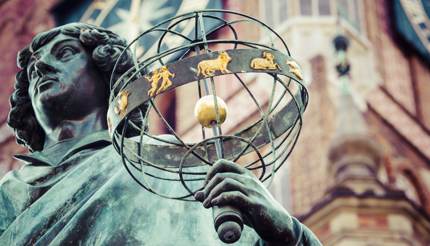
197, 51, 232, 77
250, 51, 280, 70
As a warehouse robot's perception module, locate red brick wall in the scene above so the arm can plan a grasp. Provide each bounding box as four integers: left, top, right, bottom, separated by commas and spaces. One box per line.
363, 0, 430, 215
366, 0, 430, 130
0, 0, 56, 122
289, 55, 335, 215
411, 56, 430, 130
0, 0, 57, 175
371, 0, 416, 115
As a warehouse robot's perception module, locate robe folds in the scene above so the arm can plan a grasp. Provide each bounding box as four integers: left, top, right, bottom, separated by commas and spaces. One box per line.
0, 131, 318, 246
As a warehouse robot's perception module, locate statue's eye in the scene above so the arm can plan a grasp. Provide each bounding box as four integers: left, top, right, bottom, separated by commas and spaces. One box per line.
57, 46, 77, 60
28, 64, 38, 80
30, 69, 38, 79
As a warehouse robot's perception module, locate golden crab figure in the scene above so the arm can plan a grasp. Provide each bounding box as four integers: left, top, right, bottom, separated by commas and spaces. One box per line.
114, 90, 130, 117
196, 51, 232, 77
286, 60, 303, 80
145, 66, 175, 97
250, 51, 280, 70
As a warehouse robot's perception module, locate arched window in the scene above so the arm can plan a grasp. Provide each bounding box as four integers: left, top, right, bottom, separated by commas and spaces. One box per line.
396, 172, 423, 206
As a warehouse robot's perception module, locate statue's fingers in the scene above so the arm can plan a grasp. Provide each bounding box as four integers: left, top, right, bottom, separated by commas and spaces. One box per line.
205, 159, 247, 184
202, 177, 249, 208
195, 172, 244, 201
210, 191, 252, 209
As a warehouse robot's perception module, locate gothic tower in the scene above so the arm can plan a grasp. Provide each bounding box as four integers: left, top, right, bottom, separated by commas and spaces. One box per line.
299, 34, 430, 245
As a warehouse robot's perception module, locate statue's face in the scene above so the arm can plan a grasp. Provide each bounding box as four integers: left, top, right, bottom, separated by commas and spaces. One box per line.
27, 33, 107, 129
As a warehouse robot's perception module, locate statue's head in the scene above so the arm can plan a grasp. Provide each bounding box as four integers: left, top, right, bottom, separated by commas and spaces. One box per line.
8, 23, 134, 151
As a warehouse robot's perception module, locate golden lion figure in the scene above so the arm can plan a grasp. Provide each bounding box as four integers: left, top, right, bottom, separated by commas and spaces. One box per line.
250, 51, 280, 70
197, 51, 232, 77
286, 60, 303, 80
145, 66, 175, 97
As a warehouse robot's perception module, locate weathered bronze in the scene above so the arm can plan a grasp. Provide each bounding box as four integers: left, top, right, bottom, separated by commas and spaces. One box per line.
0, 21, 321, 246
107, 49, 306, 135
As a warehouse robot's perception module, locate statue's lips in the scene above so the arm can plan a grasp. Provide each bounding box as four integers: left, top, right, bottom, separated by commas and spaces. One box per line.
37, 78, 57, 92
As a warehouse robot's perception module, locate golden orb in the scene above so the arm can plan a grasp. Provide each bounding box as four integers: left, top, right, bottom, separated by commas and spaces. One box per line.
194, 95, 228, 128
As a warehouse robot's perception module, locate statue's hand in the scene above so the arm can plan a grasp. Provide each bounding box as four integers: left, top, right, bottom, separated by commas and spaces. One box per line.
194, 159, 297, 244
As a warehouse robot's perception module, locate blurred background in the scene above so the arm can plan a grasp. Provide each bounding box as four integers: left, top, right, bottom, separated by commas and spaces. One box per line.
0, 0, 430, 244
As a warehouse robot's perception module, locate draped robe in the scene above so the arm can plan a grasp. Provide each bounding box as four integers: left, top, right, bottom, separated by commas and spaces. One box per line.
0, 131, 319, 245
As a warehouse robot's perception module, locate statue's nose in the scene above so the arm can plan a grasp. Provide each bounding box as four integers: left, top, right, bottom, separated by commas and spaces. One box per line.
34, 57, 56, 77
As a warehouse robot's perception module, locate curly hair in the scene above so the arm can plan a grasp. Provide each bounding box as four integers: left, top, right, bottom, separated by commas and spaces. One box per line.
8, 23, 134, 152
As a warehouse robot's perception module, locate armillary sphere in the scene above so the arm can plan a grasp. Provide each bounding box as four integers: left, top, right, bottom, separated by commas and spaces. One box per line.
107, 9, 308, 244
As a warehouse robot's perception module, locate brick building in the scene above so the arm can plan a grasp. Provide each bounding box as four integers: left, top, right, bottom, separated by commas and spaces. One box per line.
253, 0, 430, 244
0, 0, 430, 244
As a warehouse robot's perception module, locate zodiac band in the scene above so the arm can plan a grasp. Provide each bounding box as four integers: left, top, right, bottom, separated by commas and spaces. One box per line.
108, 49, 304, 134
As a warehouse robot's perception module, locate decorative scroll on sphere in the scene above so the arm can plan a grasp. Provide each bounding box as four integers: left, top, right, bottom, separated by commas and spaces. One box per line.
108, 10, 308, 201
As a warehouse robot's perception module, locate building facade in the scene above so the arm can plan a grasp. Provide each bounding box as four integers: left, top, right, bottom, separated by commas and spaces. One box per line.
255, 0, 430, 244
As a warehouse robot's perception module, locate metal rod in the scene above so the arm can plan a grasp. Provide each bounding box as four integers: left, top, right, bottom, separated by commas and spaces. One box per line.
196, 12, 224, 159
212, 123, 224, 159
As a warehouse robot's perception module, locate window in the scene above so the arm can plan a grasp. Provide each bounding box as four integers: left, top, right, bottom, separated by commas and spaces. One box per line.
319, 0, 331, 16
301, 0, 313, 16
278, 0, 288, 23
264, 0, 275, 27
337, 0, 361, 31
262, 0, 288, 27
299, 0, 333, 16
261, 0, 362, 32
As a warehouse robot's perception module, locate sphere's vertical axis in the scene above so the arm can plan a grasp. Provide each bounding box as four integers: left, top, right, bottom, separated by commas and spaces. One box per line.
196, 12, 224, 159
194, 13, 210, 160
194, 11, 243, 244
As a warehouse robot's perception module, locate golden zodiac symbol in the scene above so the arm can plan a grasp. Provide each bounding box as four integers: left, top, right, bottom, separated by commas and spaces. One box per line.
145, 66, 175, 97
107, 117, 112, 134
197, 51, 232, 77
286, 60, 303, 80
250, 51, 280, 70
114, 90, 130, 116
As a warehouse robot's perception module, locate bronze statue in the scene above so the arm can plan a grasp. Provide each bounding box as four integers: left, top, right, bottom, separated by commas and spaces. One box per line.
1, 23, 321, 245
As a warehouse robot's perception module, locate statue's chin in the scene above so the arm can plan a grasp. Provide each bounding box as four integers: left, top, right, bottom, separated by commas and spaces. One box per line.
37, 84, 72, 112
